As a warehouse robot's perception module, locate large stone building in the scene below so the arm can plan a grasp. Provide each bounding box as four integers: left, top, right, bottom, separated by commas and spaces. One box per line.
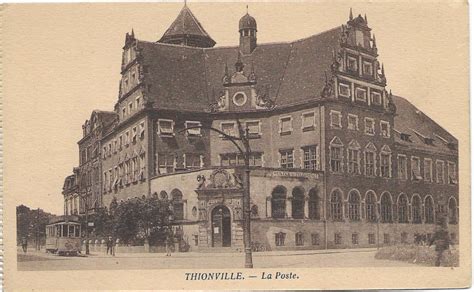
63, 6, 458, 251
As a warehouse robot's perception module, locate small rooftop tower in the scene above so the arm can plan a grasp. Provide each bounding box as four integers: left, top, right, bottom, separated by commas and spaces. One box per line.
239, 6, 257, 54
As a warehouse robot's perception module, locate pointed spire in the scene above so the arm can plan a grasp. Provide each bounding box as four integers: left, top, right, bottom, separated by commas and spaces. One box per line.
381, 63, 385, 75
349, 8, 353, 20
235, 50, 244, 72
246, 4, 249, 14
372, 34, 377, 48
364, 14, 367, 23
184, 0, 187, 7
131, 28, 135, 38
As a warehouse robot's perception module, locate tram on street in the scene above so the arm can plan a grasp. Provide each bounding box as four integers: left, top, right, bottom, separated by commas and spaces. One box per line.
45, 216, 82, 256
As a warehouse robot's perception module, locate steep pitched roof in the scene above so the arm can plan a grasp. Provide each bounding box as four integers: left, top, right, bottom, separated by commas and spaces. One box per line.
159, 5, 215, 46
392, 95, 457, 154
138, 26, 341, 111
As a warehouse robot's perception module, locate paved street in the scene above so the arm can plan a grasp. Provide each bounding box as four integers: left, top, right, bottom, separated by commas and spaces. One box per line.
17, 248, 414, 270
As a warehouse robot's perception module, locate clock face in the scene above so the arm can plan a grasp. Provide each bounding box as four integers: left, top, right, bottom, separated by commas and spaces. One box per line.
232, 92, 247, 106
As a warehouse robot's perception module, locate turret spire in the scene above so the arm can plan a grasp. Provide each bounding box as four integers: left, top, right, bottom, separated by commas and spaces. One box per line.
349, 8, 353, 20
372, 34, 377, 48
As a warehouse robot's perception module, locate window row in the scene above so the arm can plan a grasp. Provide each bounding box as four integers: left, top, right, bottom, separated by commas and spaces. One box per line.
328, 189, 458, 225
397, 155, 458, 184
156, 153, 204, 175
329, 138, 391, 177
158, 120, 202, 137
121, 94, 142, 119
103, 153, 146, 192
103, 121, 145, 159
278, 111, 317, 135
330, 110, 390, 137
270, 186, 322, 220
279, 145, 320, 170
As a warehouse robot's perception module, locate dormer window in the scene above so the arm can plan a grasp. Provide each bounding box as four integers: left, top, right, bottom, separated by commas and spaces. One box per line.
347, 56, 358, 72
158, 119, 174, 136
338, 83, 351, 98
185, 121, 202, 136
371, 91, 382, 105
447, 142, 457, 150
424, 138, 435, 145
355, 87, 367, 102
363, 61, 373, 76
400, 133, 411, 142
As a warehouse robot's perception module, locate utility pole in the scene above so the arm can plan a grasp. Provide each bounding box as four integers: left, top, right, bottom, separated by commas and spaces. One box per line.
179, 120, 253, 268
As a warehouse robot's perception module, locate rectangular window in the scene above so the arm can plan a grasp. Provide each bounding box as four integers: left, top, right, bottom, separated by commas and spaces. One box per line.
301, 112, 315, 131
383, 234, 390, 244
330, 146, 343, 173
279, 116, 292, 135
368, 233, 376, 245
411, 157, 422, 181
246, 121, 261, 137
347, 148, 359, 174
125, 131, 130, 146
139, 122, 145, 139
158, 153, 174, 174
436, 160, 445, 183
185, 153, 202, 169
334, 233, 342, 245
158, 119, 174, 136
338, 83, 351, 98
295, 233, 304, 246
302, 145, 319, 170
355, 87, 367, 102
352, 233, 359, 245
424, 158, 433, 182
364, 118, 375, 135
448, 162, 458, 184
185, 121, 202, 136
128, 102, 133, 114
363, 61, 373, 76
380, 153, 391, 178
280, 149, 294, 168
398, 155, 408, 180
380, 121, 390, 138
365, 151, 376, 177
122, 107, 126, 119
347, 114, 358, 130
311, 233, 320, 246
136, 97, 141, 109
330, 110, 342, 129
372, 91, 382, 105
221, 122, 236, 137
347, 56, 358, 72
118, 135, 123, 150
275, 233, 286, 246
132, 127, 137, 143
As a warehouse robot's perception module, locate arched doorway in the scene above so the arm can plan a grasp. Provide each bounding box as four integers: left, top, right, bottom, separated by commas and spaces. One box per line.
211, 205, 231, 247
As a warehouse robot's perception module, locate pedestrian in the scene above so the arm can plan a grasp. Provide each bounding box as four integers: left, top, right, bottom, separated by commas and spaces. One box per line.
429, 216, 452, 267
165, 230, 173, 257
106, 236, 112, 255
111, 237, 116, 257
21, 236, 28, 253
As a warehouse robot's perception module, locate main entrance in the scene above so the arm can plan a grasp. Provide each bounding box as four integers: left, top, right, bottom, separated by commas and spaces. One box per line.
211, 205, 231, 247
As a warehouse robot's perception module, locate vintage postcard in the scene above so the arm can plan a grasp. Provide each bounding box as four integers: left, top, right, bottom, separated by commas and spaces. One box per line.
3, 1, 471, 290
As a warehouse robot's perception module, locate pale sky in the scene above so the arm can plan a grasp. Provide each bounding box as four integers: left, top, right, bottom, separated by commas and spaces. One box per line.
4, 2, 469, 215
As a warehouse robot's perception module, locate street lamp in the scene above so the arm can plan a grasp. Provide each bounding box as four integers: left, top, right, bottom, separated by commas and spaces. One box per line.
179, 120, 253, 268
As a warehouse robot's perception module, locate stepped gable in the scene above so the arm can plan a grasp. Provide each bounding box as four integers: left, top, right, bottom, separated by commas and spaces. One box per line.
137, 26, 342, 111
392, 95, 457, 153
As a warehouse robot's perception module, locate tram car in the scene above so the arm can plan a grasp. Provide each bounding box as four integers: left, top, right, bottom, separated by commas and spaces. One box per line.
45, 215, 82, 256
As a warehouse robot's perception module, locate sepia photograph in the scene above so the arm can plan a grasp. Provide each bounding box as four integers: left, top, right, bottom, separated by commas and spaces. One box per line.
3, 1, 470, 290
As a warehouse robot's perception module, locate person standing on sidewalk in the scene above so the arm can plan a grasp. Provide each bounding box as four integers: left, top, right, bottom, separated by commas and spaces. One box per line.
429, 216, 452, 267
165, 230, 173, 256
21, 236, 28, 253
106, 236, 112, 255
111, 237, 116, 256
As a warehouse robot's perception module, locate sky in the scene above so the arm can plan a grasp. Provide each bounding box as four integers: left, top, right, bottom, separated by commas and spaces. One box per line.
3, 2, 469, 215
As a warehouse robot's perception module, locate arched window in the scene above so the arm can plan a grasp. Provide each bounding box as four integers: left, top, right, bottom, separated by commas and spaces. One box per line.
380, 192, 392, 223
159, 191, 168, 200
347, 140, 361, 174
448, 197, 458, 224
348, 190, 361, 221
412, 195, 422, 224
292, 187, 305, 219
271, 186, 287, 219
171, 189, 184, 220
308, 188, 320, 220
424, 196, 434, 224
397, 193, 408, 223
330, 189, 343, 221
366, 191, 377, 222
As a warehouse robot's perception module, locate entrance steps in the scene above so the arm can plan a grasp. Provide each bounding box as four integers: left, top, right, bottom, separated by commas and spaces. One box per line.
197, 246, 242, 253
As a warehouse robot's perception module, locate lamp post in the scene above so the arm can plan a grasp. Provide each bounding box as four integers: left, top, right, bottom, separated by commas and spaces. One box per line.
179, 120, 253, 268
79, 172, 92, 255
